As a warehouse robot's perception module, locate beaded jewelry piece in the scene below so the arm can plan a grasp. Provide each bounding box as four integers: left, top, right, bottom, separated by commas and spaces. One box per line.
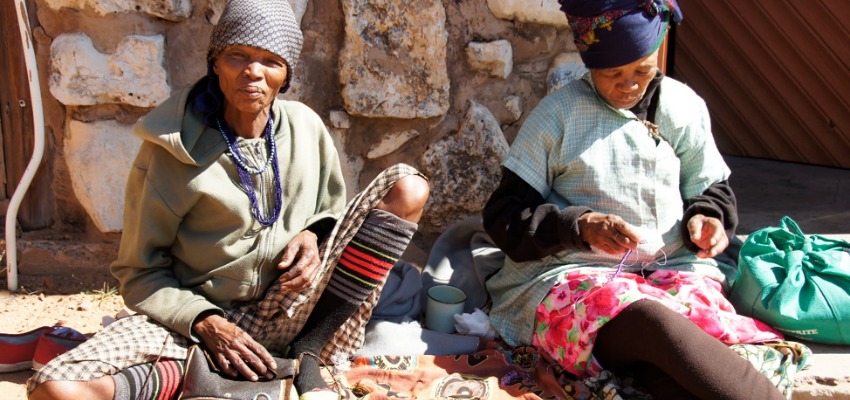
217, 114, 282, 227
217, 118, 276, 174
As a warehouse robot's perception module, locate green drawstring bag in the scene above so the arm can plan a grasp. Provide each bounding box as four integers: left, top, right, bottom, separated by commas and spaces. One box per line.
730, 216, 850, 345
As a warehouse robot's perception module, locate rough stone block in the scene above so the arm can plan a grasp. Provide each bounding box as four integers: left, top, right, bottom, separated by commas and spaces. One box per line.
43, 0, 191, 21
340, 0, 449, 119
49, 33, 170, 108
64, 120, 142, 233
330, 110, 351, 129
486, 0, 568, 27
466, 40, 513, 79
329, 128, 364, 200
418, 101, 508, 233
504, 95, 522, 122
367, 129, 420, 159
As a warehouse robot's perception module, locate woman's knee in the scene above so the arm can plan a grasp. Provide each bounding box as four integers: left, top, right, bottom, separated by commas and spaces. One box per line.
619, 299, 685, 331
596, 301, 684, 348
29, 377, 114, 400
378, 174, 429, 222
620, 298, 666, 316
594, 299, 687, 369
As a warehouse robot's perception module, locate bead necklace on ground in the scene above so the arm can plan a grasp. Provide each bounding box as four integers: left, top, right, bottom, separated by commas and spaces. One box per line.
217, 113, 282, 227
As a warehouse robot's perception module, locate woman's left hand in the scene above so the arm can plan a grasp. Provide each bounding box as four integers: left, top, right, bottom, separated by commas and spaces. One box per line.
277, 230, 320, 291
687, 214, 729, 258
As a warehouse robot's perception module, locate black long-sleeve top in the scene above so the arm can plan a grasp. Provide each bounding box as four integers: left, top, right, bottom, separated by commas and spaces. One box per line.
482, 168, 738, 262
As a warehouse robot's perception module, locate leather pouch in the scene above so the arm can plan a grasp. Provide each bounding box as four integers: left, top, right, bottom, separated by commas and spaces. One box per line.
179, 345, 299, 400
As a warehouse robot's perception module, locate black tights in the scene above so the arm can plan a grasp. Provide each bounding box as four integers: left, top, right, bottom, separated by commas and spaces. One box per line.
593, 300, 785, 400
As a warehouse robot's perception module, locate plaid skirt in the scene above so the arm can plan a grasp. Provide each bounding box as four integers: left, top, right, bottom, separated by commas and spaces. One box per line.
27, 163, 423, 394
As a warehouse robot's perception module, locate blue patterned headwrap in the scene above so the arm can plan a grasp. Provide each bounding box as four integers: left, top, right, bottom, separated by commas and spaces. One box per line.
207, 0, 303, 93
558, 0, 683, 69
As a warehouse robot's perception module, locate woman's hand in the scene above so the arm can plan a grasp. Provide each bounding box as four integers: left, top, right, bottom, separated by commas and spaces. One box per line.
276, 230, 320, 291
578, 212, 641, 254
192, 313, 277, 381
687, 214, 729, 258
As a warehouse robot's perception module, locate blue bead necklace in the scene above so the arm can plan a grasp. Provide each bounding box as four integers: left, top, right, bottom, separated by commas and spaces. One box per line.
217, 114, 282, 227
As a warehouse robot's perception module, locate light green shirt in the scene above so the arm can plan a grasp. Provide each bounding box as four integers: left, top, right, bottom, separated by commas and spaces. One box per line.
487, 73, 735, 346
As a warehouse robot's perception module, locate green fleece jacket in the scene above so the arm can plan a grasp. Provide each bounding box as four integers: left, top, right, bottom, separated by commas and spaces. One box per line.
111, 81, 346, 340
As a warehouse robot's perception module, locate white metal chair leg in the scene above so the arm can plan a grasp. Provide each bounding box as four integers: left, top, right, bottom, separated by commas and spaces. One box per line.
6, 0, 46, 291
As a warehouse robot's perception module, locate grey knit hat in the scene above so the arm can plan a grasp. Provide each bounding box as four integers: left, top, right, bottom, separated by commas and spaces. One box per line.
208, 0, 303, 70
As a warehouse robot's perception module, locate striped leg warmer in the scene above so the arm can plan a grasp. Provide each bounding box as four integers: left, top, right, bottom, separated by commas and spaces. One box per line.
292, 208, 417, 394
111, 360, 184, 400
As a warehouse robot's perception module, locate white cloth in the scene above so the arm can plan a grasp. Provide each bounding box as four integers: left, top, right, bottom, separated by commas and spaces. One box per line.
355, 319, 479, 357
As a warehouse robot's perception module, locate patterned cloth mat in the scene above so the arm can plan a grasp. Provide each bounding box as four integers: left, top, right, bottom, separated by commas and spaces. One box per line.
325, 340, 811, 400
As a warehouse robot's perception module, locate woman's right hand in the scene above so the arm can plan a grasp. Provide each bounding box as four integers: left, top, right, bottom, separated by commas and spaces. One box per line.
578, 211, 641, 254
276, 230, 321, 291
192, 313, 278, 381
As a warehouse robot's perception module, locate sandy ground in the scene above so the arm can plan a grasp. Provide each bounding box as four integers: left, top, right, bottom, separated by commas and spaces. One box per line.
0, 267, 125, 399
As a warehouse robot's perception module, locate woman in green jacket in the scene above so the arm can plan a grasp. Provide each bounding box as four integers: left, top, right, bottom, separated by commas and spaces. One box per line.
28, 1, 428, 399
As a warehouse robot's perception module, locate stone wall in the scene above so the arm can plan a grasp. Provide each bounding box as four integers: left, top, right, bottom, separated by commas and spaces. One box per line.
32, 0, 586, 261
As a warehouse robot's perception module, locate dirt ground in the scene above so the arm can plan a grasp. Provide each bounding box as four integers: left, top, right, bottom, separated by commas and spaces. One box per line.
0, 236, 126, 399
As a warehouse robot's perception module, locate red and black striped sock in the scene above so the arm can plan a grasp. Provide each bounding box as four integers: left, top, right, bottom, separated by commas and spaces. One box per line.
111, 359, 184, 400
292, 208, 417, 394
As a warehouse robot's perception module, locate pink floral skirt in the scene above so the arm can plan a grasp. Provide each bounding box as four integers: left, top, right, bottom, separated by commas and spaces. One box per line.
533, 269, 783, 378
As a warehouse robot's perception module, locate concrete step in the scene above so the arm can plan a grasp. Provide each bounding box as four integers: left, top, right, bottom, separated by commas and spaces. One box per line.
795, 342, 850, 399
